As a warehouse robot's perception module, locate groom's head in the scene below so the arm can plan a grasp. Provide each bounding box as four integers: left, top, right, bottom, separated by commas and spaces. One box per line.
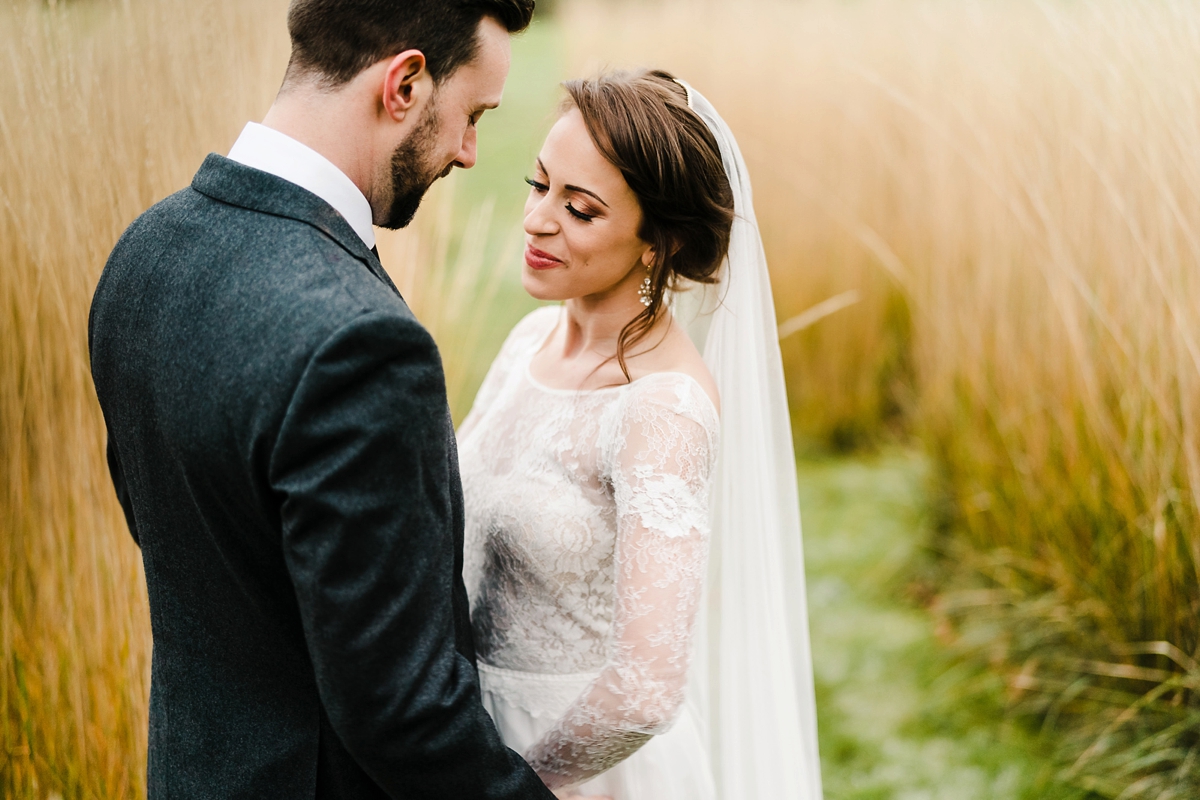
280, 0, 534, 228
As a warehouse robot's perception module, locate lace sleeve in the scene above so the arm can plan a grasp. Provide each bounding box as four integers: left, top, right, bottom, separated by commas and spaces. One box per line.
457, 306, 559, 441
524, 380, 717, 789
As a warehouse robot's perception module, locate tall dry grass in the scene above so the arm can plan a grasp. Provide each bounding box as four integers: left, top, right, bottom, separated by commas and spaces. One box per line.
0, 1, 514, 795
1, 2, 290, 794
562, 0, 1200, 793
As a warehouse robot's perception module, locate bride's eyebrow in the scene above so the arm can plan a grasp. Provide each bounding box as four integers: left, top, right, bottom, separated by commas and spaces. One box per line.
536, 158, 610, 208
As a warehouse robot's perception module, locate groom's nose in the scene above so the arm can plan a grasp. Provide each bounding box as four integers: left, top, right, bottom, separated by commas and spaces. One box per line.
452, 126, 478, 170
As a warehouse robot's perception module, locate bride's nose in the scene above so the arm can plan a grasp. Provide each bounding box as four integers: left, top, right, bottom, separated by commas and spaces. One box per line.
523, 194, 559, 237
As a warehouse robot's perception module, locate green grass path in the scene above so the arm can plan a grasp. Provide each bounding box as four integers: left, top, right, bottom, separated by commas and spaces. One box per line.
800, 452, 1084, 800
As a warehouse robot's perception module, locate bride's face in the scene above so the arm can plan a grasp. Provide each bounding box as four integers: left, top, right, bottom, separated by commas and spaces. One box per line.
521, 109, 654, 303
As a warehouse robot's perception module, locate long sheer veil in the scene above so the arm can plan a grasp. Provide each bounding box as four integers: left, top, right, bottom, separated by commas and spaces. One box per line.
671, 80, 824, 800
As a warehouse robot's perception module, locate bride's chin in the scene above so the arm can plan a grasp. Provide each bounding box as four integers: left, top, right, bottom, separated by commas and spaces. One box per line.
521, 270, 569, 303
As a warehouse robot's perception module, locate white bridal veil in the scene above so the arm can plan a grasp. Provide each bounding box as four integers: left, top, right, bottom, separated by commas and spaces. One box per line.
671, 80, 824, 800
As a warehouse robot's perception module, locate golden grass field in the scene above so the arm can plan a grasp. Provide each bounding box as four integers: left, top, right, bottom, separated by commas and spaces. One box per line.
1, 2, 288, 794
3, 0, 1200, 796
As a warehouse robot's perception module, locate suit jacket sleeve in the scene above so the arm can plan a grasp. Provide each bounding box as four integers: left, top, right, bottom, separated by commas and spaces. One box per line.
106, 437, 140, 547
269, 310, 554, 799
92, 302, 140, 549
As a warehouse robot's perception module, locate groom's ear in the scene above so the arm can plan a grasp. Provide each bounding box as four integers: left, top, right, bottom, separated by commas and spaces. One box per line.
381, 50, 433, 123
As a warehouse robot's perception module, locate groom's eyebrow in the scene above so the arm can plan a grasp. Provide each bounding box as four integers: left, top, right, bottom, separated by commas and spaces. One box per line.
471, 101, 499, 121
538, 159, 609, 208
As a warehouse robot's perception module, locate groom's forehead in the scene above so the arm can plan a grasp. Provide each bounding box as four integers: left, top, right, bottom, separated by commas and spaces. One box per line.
443, 17, 510, 105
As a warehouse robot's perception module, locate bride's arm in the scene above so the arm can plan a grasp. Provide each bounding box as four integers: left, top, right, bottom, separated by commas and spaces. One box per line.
524, 386, 716, 789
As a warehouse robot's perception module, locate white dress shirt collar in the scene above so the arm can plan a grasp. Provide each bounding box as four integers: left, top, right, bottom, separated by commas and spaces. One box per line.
227, 122, 376, 250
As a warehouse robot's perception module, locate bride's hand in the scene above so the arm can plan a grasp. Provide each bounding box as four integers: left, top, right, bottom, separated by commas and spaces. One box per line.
554, 791, 612, 800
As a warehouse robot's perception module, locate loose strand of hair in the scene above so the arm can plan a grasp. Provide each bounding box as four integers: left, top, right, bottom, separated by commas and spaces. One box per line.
614, 254, 671, 382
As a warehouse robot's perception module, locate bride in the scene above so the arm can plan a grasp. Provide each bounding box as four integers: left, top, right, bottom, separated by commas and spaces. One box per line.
456, 70, 823, 800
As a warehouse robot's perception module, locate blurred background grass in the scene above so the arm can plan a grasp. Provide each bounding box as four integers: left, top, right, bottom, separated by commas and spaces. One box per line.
3, 0, 1200, 797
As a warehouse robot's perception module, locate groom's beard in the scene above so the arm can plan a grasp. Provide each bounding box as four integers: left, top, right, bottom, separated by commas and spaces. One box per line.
379, 105, 444, 230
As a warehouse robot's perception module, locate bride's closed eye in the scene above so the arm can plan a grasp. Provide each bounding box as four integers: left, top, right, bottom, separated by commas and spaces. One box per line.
525, 177, 598, 223
564, 203, 596, 223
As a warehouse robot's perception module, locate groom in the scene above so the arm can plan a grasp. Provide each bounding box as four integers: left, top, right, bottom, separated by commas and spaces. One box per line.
89, 1, 563, 798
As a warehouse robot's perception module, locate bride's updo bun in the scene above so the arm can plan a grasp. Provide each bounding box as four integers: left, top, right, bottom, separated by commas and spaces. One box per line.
562, 69, 735, 376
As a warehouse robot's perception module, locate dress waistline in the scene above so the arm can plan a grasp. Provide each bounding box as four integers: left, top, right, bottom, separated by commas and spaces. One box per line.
476, 662, 599, 721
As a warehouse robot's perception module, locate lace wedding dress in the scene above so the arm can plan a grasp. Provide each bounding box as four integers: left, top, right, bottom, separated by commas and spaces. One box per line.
459, 80, 823, 800
458, 305, 720, 799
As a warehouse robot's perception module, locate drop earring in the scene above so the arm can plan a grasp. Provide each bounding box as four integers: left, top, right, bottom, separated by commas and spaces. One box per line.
638, 268, 653, 307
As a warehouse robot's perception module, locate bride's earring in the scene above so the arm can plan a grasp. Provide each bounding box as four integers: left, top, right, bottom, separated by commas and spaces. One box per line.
638, 268, 653, 307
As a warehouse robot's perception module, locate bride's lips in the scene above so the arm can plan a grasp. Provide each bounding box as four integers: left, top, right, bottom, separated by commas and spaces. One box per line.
525, 245, 563, 271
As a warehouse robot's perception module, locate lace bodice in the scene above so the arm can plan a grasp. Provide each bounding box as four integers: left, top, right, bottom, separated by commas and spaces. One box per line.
458, 306, 720, 789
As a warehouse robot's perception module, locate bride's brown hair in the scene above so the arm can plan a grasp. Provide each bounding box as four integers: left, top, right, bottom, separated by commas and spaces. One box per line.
562, 69, 735, 381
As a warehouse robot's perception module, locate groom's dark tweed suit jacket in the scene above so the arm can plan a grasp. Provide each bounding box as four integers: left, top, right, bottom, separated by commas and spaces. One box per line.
89, 155, 554, 800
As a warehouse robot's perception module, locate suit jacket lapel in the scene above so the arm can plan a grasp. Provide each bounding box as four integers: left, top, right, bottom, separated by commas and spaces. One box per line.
191, 153, 402, 298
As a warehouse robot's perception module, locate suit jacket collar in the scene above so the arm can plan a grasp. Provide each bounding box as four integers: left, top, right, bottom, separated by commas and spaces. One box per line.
191, 153, 400, 296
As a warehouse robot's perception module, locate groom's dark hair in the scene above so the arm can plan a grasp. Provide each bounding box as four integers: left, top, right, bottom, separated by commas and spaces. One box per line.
285, 0, 535, 88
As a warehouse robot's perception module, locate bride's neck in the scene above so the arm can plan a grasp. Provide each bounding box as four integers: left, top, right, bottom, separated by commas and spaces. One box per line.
556, 294, 664, 361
